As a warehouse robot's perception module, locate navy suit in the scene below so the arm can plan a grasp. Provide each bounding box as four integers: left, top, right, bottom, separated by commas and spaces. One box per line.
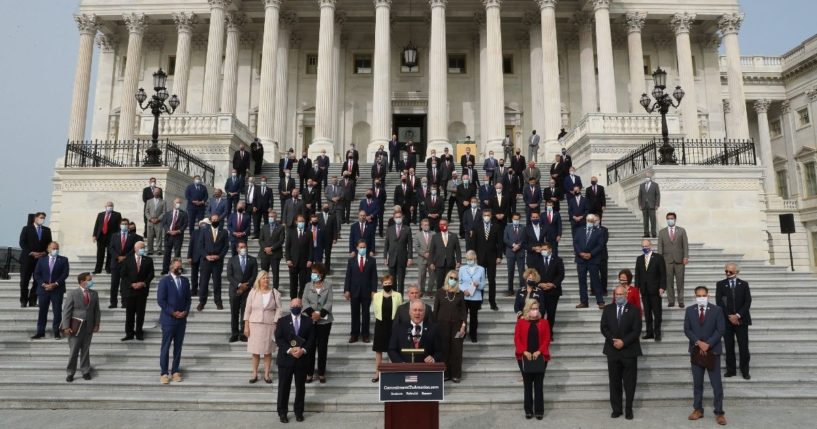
108, 230, 137, 307
563, 174, 583, 195
358, 198, 380, 229
306, 224, 324, 264
541, 210, 563, 257
224, 176, 242, 212
573, 226, 605, 305
207, 197, 231, 226
716, 278, 752, 376
388, 321, 443, 363
184, 183, 209, 236
503, 223, 527, 293
18, 223, 52, 306
684, 304, 725, 416
343, 255, 378, 338
33, 255, 69, 336
522, 184, 542, 222
198, 227, 229, 307
227, 211, 252, 255
275, 313, 316, 418
348, 221, 375, 254
567, 195, 589, 232
478, 184, 493, 210
157, 274, 192, 376
186, 227, 206, 293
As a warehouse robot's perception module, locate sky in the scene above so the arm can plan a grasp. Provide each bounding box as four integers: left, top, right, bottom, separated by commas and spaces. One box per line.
0, 0, 814, 246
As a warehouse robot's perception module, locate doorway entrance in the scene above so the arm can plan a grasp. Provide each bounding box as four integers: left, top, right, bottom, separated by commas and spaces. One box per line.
393, 114, 427, 159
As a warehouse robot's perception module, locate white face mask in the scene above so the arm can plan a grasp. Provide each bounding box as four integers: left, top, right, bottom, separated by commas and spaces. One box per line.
696, 296, 709, 307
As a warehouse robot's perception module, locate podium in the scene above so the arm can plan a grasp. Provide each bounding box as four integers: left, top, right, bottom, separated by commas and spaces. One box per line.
379, 362, 446, 429
455, 140, 477, 161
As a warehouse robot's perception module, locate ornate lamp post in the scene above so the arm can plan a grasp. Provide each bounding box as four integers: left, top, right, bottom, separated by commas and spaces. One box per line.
640, 67, 684, 165
402, 0, 418, 68
136, 68, 180, 166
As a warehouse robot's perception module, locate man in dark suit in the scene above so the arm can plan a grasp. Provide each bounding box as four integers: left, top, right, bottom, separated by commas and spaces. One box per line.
279, 152, 295, 179
197, 214, 229, 311
549, 154, 568, 196
185, 176, 209, 236
522, 176, 542, 223
524, 211, 548, 254
393, 285, 433, 325
428, 219, 461, 295
302, 178, 321, 219
371, 180, 387, 236
342, 155, 360, 183
207, 189, 231, 227
349, 210, 376, 256
295, 152, 312, 191
250, 138, 264, 175
635, 239, 667, 341
394, 178, 415, 224
187, 219, 207, 294
460, 146, 475, 169
489, 182, 511, 231
31, 242, 69, 339
252, 177, 273, 239
470, 210, 504, 310
684, 286, 726, 425
161, 198, 188, 275
388, 300, 443, 363
462, 163, 479, 188
346, 144, 360, 162
227, 241, 258, 342
542, 179, 562, 213
341, 172, 356, 222
306, 214, 324, 265
425, 186, 445, 231
19, 212, 52, 307
120, 241, 155, 341
530, 242, 564, 335
343, 239, 379, 343
503, 213, 527, 297
542, 201, 563, 257
92, 202, 121, 274
285, 215, 312, 299
425, 149, 440, 171
258, 209, 285, 284
108, 218, 137, 308
483, 151, 499, 186
478, 178, 492, 210
440, 147, 456, 196
716, 263, 752, 379
601, 286, 643, 420
384, 211, 413, 294
414, 178, 430, 225
142, 178, 158, 235
388, 133, 400, 171
511, 150, 526, 188
371, 158, 387, 185
574, 214, 605, 309
455, 173, 477, 222
157, 259, 192, 384
317, 204, 338, 272
563, 167, 582, 196
500, 168, 518, 214
567, 185, 589, 234
585, 176, 606, 221
315, 149, 330, 187
275, 298, 315, 423
278, 170, 296, 210
224, 169, 242, 213
232, 143, 251, 185
282, 189, 306, 229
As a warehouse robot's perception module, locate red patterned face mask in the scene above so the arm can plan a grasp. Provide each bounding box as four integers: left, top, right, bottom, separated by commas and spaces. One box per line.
439, 225, 448, 232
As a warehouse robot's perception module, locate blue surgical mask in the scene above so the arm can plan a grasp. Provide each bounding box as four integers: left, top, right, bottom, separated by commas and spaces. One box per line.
546, 207, 553, 212
105, 207, 113, 213
667, 219, 676, 227
642, 247, 651, 254
311, 273, 320, 282
541, 250, 550, 257
587, 224, 595, 230
120, 225, 128, 232
467, 259, 475, 266
297, 222, 305, 230
531, 219, 540, 225
138, 248, 147, 256
358, 248, 367, 256
86, 280, 94, 289
615, 296, 627, 306
290, 307, 302, 316
50, 249, 59, 257
512, 220, 520, 226
447, 278, 458, 286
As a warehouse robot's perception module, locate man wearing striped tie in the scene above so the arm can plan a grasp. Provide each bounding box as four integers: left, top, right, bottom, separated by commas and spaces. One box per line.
601, 286, 643, 420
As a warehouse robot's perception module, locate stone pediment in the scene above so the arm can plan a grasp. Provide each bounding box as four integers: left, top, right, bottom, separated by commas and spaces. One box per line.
795, 146, 817, 160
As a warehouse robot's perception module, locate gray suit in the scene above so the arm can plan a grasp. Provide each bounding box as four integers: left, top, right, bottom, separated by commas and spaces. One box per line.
324, 183, 344, 233
61, 286, 101, 377
384, 224, 414, 294
657, 225, 689, 306
413, 230, 437, 294
144, 198, 166, 254
282, 198, 306, 228
683, 303, 725, 416
522, 167, 541, 185
428, 231, 462, 290
528, 133, 540, 162
637, 180, 661, 237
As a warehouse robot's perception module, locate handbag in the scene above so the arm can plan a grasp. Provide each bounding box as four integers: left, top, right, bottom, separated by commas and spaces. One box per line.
690, 345, 716, 370
521, 355, 546, 374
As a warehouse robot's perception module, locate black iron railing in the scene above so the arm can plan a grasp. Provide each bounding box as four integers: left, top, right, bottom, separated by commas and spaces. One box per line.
64, 140, 215, 186
606, 138, 756, 185
1, 247, 22, 278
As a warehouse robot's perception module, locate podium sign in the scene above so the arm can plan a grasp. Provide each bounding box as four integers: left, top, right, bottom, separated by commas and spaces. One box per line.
379, 369, 444, 402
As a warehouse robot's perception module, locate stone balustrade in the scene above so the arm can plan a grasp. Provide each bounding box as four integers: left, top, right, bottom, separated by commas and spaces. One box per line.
135, 113, 254, 144
563, 113, 681, 148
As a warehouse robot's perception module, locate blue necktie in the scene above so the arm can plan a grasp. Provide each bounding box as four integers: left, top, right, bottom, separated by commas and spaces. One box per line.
36, 226, 42, 240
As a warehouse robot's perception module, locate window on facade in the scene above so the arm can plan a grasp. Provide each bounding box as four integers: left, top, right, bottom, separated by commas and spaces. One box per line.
798, 108, 811, 128
354, 55, 373, 74
306, 54, 318, 74
776, 170, 789, 198
167, 56, 176, 76
770, 119, 783, 138
448, 54, 466, 74
503, 54, 513, 74
805, 162, 817, 196
643, 56, 652, 75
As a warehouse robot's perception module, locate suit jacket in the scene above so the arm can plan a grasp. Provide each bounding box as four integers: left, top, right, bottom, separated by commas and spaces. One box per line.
232, 149, 251, 173
585, 184, 606, 214
92, 210, 122, 240
306, 224, 324, 263
349, 221, 376, 253
549, 162, 568, 185
278, 177, 296, 200
296, 157, 313, 178
303, 186, 321, 212
638, 181, 660, 209
120, 254, 156, 298
424, 194, 445, 219
372, 186, 388, 213
371, 163, 387, 181
523, 223, 548, 252
161, 209, 188, 235
428, 232, 461, 267
275, 314, 315, 368
426, 166, 443, 187
563, 174, 583, 195
522, 184, 542, 209
187, 227, 206, 261
469, 221, 503, 264
224, 176, 242, 199
384, 224, 414, 268
278, 157, 295, 178
715, 278, 752, 325
500, 173, 518, 195
503, 223, 527, 259
529, 254, 565, 297
388, 321, 443, 363
483, 158, 498, 178
285, 227, 313, 266
19, 224, 52, 255
227, 212, 252, 240
489, 193, 511, 221
341, 160, 360, 179
542, 186, 562, 212
425, 155, 440, 171
684, 304, 724, 355
541, 211, 562, 243
635, 252, 667, 294
529, 133, 541, 147
226, 254, 258, 290
325, 183, 345, 209
455, 183, 477, 208
61, 287, 100, 334
258, 221, 286, 259
511, 156, 527, 176
200, 226, 229, 259
184, 183, 208, 209
253, 186, 274, 212
393, 184, 415, 208
567, 195, 589, 225
414, 230, 436, 264
109, 230, 137, 260
144, 198, 167, 224
394, 302, 432, 326
157, 275, 192, 326
460, 153, 476, 169
389, 138, 400, 154
478, 184, 493, 209
600, 302, 643, 358
461, 167, 479, 186
461, 208, 480, 239
346, 149, 360, 162
572, 227, 604, 265
657, 226, 689, 263
317, 210, 338, 242
34, 255, 70, 295
522, 167, 541, 185
282, 198, 306, 228
343, 255, 378, 298
341, 178, 356, 201
142, 186, 157, 204
206, 197, 231, 220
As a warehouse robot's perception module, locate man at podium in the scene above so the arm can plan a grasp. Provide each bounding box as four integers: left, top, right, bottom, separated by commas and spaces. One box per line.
388, 300, 442, 363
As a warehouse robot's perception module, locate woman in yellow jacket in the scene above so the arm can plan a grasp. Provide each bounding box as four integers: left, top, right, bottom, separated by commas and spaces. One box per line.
371, 274, 402, 382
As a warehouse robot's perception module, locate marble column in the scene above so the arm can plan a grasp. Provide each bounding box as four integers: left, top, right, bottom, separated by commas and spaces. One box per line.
369, 0, 392, 161
201, 0, 230, 113
624, 12, 646, 113
537, 0, 560, 154
671, 12, 700, 139
172, 12, 197, 113
476, 12, 487, 149
257, 0, 282, 154
273, 13, 296, 148
118, 13, 147, 141
67, 14, 99, 141
483, 0, 505, 156
311, 0, 337, 158
754, 99, 776, 194
221, 12, 245, 114
719, 13, 749, 139
807, 88, 817, 151
525, 13, 544, 141
427, 0, 450, 155
330, 17, 345, 148
90, 33, 118, 140
573, 12, 597, 115
780, 101, 799, 198
593, 0, 616, 113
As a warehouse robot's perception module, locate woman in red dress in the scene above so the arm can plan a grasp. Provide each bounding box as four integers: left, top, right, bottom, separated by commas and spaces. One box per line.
513, 299, 551, 420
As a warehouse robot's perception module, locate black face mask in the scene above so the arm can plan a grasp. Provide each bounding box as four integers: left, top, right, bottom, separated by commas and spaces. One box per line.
591, 181, 598, 185
211, 221, 220, 227
527, 280, 537, 287
237, 208, 245, 213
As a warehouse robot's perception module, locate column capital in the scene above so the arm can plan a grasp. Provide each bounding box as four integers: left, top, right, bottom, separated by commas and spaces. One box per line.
208, 0, 233, 10
318, 0, 337, 8
282, 11, 299, 27
522, 11, 540, 26
483, 0, 502, 9
429, 0, 448, 9
173, 12, 198, 33
335, 11, 347, 26
806, 87, 817, 102
705, 33, 722, 52
374, 0, 392, 7
122, 13, 148, 35
754, 99, 771, 114
623, 12, 646, 34
718, 12, 744, 36
74, 14, 99, 36
263, 0, 282, 8
571, 12, 592, 31
722, 99, 732, 114
535, 0, 556, 10
780, 100, 791, 114
592, 0, 611, 11
95, 33, 117, 52
225, 11, 247, 32
670, 12, 696, 35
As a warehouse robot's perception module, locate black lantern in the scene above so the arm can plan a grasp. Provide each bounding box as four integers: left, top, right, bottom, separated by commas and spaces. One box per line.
641, 67, 684, 165
402, 40, 418, 68
136, 68, 180, 167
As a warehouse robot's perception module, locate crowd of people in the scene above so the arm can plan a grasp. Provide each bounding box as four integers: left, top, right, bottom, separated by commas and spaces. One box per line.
16, 137, 752, 425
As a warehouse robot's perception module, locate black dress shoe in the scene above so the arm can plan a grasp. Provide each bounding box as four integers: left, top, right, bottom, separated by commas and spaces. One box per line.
108, 304, 117, 309
654, 335, 662, 342
83, 373, 92, 380
625, 410, 633, 420
611, 411, 622, 418
20, 303, 26, 308
724, 372, 736, 378
535, 415, 543, 420
525, 413, 533, 419
240, 335, 248, 342
305, 376, 313, 384
121, 336, 134, 342
31, 333, 45, 339
229, 335, 239, 343
279, 415, 289, 424
348, 336, 358, 344
642, 334, 654, 340
490, 306, 499, 311
295, 414, 304, 422
135, 334, 144, 341
66, 375, 74, 382
54, 332, 62, 340
742, 373, 751, 380
362, 336, 371, 343
216, 303, 224, 310
92, 271, 101, 274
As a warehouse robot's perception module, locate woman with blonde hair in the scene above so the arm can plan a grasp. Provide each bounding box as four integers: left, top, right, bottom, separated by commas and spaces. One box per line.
243, 270, 282, 383
433, 269, 467, 382
514, 298, 552, 420
371, 274, 402, 382
458, 250, 486, 343
514, 268, 546, 319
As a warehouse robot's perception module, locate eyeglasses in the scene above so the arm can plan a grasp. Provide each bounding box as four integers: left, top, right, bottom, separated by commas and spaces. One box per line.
724, 271, 735, 275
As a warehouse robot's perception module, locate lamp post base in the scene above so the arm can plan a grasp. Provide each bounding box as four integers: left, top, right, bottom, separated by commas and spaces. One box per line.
144, 145, 162, 167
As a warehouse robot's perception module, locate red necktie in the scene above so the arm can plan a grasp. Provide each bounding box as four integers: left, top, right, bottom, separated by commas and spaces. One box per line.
548, 212, 552, 223
359, 256, 364, 272
699, 307, 705, 326
102, 213, 110, 234
121, 233, 126, 250
83, 289, 90, 306
348, 162, 353, 172
171, 211, 177, 230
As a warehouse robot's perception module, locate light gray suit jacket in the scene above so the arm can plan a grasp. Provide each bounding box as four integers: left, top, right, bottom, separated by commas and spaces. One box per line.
522, 167, 541, 184
529, 134, 540, 147
144, 198, 167, 223
657, 226, 689, 263
61, 287, 101, 336
324, 183, 344, 210
413, 230, 437, 266
384, 224, 414, 268
638, 181, 661, 210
